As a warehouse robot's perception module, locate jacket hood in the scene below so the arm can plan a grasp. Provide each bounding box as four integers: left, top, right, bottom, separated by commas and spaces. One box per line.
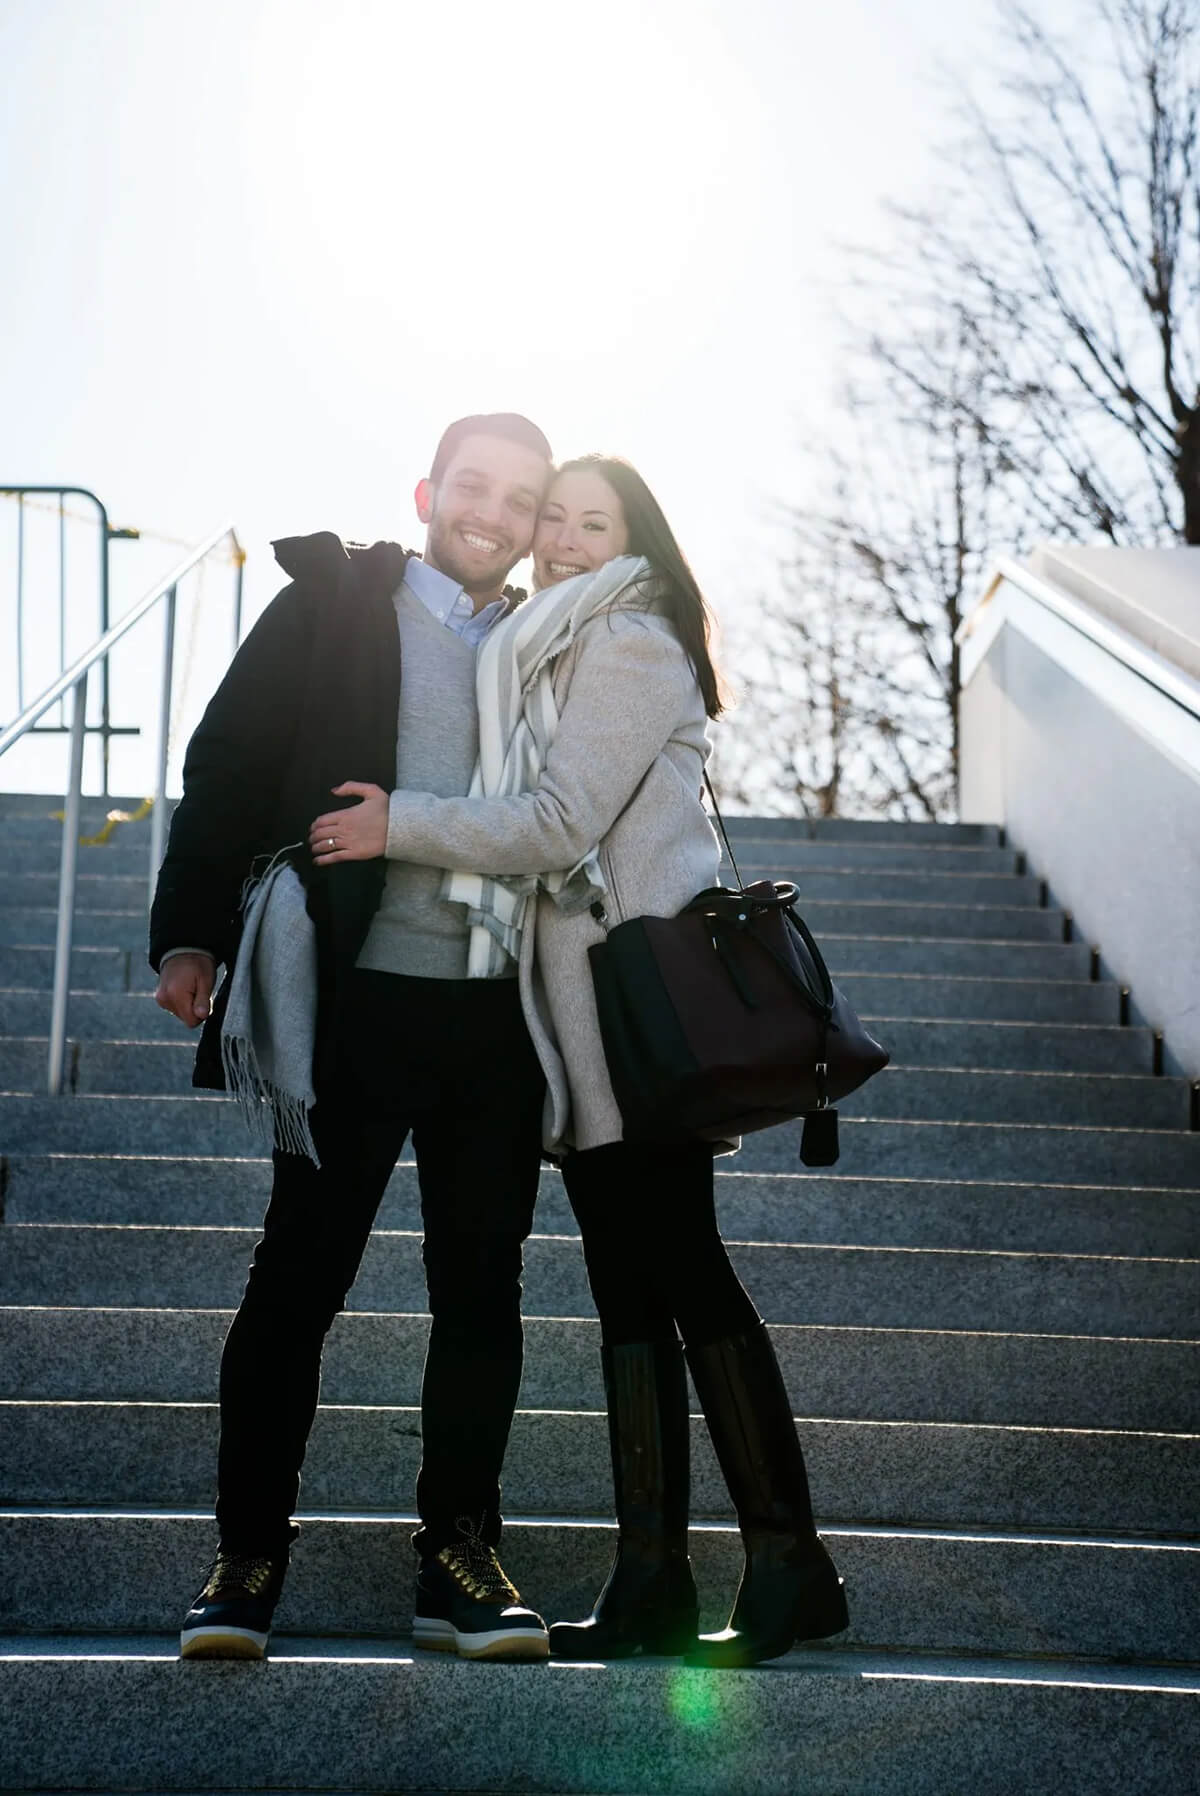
271, 532, 530, 607
271, 532, 413, 587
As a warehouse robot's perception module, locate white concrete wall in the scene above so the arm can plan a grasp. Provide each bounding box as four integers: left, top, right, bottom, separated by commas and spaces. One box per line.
961, 623, 1200, 1078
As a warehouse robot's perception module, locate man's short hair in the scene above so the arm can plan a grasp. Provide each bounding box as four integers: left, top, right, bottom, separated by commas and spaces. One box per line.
430, 413, 553, 483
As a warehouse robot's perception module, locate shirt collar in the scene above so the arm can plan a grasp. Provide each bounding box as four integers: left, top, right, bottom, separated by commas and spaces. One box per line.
403, 553, 467, 623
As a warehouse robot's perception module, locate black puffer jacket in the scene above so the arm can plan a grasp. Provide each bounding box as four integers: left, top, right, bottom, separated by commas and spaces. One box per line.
149, 531, 409, 1088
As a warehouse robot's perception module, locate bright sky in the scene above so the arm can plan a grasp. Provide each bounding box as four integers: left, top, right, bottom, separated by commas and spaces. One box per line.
0, 0, 1080, 792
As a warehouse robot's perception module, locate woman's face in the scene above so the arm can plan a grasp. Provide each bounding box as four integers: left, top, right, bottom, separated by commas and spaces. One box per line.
532, 470, 630, 589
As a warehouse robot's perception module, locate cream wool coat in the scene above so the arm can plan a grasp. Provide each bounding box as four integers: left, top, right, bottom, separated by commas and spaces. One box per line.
384, 605, 720, 1153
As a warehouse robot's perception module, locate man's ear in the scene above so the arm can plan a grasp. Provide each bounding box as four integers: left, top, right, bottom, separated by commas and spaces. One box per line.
414, 477, 434, 525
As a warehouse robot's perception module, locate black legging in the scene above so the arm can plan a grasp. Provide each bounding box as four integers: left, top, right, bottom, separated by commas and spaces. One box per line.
560, 1139, 760, 1348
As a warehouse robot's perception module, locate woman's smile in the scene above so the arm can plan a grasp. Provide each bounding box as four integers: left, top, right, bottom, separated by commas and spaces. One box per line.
532, 467, 631, 589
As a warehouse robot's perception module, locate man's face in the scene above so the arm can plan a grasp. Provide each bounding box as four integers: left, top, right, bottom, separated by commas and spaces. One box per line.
416, 433, 551, 596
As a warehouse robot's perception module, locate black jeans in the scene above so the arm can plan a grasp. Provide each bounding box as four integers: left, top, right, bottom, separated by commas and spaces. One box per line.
215, 970, 546, 1559
560, 1140, 760, 1349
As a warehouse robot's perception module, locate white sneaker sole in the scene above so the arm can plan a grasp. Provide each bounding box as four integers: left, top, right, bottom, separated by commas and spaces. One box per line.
411, 1616, 549, 1662
180, 1624, 269, 1661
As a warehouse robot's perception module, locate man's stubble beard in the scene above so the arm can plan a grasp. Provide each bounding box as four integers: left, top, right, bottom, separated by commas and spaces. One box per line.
425, 511, 517, 594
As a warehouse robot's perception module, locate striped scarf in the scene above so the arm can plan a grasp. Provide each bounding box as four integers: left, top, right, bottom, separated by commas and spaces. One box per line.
444, 554, 652, 977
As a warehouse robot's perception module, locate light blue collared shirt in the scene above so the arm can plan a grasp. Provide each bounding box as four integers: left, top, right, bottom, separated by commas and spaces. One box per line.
403, 555, 511, 647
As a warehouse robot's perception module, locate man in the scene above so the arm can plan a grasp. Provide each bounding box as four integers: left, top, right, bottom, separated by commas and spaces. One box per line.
151, 413, 555, 1662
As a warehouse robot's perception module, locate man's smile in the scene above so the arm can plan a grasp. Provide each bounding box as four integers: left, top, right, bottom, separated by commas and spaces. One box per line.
461, 528, 504, 555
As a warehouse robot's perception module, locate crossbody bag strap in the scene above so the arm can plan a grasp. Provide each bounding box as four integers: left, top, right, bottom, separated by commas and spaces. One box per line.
703, 767, 746, 892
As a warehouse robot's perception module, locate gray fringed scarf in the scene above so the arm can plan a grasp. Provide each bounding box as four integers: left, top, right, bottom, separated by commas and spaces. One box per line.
220, 855, 321, 1165
444, 554, 652, 976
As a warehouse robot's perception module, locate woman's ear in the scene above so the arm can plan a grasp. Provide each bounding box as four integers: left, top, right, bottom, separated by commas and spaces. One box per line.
414, 477, 435, 525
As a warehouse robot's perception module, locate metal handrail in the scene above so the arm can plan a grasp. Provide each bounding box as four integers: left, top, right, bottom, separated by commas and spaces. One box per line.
0, 521, 244, 1095
0, 485, 142, 793
958, 555, 1200, 722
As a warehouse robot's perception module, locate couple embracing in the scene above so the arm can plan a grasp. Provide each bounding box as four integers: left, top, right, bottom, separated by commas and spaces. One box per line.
151, 411, 847, 1671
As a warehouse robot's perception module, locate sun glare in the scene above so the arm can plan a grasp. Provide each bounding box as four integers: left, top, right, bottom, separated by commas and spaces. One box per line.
231, 0, 770, 404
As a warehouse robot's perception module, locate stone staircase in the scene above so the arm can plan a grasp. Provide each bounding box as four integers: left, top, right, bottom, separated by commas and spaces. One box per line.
0, 794, 1197, 1794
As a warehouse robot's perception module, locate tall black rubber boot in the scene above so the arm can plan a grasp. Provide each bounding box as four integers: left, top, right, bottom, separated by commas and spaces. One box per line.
550, 1338, 699, 1659
684, 1322, 848, 1667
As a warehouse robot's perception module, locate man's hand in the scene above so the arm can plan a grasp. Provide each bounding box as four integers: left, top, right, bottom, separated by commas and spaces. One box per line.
309, 782, 389, 864
155, 952, 217, 1028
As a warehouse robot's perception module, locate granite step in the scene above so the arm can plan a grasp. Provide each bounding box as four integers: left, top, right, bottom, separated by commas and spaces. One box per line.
7, 1096, 1196, 1186
2, 1224, 1194, 1337
844, 1067, 1191, 1128
0, 911, 156, 952
2, 1636, 1195, 1796
0, 805, 977, 853
773, 901, 1064, 940
0, 994, 185, 1038
856, 1018, 1154, 1073
0, 899, 1074, 949
0, 971, 1133, 1030
0, 1019, 1162, 1102
0, 798, 996, 843
4, 1306, 1195, 1431
0, 932, 1097, 983
7, 865, 1044, 912
722, 816, 1004, 844
818, 937, 1095, 978
4, 874, 162, 910
8, 834, 1022, 876
0, 947, 131, 992
727, 839, 1022, 871
6, 1155, 1198, 1257
1, 1511, 1196, 1667
828, 973, 1124, 1024
735, 1116, 1200, 1184
739, 860, 1036, 894
1, 1400, 1195, 1532
2, 1221, 1192, 1336
6, 842, 158, 878
0, 794, 166, 820
2, 1044, 1185, 1127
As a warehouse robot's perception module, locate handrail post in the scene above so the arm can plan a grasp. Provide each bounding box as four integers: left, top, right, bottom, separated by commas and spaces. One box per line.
16, 494, 25, 711
232, 547, 244, 655
100, 511, 111, 795
48, 675, 88, 1096
148, 584, 177, 906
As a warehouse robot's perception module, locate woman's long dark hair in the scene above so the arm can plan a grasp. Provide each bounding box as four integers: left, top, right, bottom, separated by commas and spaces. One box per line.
555, 454, 726, 718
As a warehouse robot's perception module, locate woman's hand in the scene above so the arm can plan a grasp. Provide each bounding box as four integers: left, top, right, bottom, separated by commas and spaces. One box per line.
309, 782, 389, 864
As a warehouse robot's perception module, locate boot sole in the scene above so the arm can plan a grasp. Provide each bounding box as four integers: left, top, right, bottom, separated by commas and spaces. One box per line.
180, 1625, 268, 1661
686, 1615, 849, 1669
412, 1618, 549, 1662
550, 1622, 699, 1661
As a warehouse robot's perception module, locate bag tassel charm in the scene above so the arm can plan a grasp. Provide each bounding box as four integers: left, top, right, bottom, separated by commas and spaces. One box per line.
800, 1105, 839, 1167
800, 1060, 839, 1166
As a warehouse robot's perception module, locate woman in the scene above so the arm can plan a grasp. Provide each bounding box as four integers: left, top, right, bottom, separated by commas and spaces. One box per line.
308, 455, 847, 1667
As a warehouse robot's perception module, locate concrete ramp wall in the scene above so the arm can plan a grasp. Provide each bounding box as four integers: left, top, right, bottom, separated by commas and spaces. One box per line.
959, 551, 1200, 1078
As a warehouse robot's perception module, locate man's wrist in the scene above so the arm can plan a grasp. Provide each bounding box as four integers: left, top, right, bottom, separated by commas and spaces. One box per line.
159, 947, 217, 967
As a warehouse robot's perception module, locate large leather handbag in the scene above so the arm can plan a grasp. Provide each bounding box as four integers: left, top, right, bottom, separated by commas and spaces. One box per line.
588, 785, 889, 1166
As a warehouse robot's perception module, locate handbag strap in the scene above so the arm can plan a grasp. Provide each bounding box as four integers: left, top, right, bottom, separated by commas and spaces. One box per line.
703, 768, 746, 891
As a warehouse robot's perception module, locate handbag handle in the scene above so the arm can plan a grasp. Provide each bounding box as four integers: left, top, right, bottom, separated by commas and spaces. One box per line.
703, 768, 746, 891
684, 882, 800, 918
701, 771, 834, 1011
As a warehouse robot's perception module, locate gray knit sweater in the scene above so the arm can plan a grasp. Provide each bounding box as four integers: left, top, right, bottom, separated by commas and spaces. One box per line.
357, 582, 513, 979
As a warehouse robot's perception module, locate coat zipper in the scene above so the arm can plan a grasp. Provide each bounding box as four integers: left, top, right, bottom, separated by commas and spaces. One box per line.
595, 844, 626, 931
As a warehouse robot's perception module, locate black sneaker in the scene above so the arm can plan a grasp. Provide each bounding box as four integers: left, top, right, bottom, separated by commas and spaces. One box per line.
413, 1532, 549, 1662
179, 1550, 288, 1660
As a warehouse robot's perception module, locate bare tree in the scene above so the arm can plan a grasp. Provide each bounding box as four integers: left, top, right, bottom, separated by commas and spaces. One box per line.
894, 0, 1200, 545
724, 0, 1199, 818
722, 320, 1021, 818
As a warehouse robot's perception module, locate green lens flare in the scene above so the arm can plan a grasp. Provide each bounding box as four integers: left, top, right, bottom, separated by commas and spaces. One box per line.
668, 1666, 721, 1729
